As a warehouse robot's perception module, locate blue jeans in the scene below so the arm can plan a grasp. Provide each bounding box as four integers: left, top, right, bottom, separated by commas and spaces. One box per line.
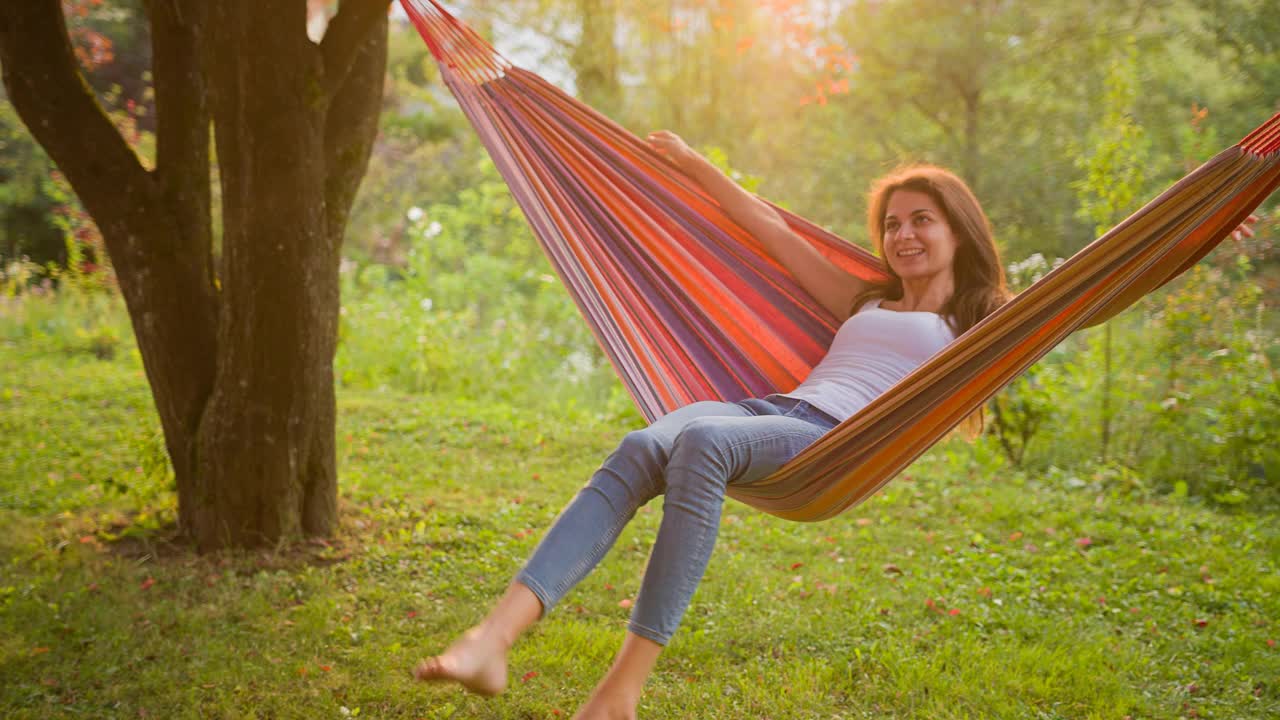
514, 394, 838, 645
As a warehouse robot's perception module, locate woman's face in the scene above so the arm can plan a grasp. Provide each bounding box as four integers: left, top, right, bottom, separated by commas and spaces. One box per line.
882, 189, 960, 283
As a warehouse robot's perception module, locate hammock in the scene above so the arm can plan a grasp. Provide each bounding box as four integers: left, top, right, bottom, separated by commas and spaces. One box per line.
401, 0, 1280, 521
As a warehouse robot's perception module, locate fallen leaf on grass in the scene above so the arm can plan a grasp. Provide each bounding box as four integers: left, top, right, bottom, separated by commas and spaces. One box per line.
139, 577, 156, 591
618, 598, 633, 609
521, 671, 538, 683
924, 598, 948, 615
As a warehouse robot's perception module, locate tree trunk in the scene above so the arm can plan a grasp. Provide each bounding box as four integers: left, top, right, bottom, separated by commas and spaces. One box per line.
571, 0, 621, 117
0, 0, 388, 551
193, 0, 386, 549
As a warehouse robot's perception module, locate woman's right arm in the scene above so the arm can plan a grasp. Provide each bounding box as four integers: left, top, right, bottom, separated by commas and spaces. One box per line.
647, 131, 868, 321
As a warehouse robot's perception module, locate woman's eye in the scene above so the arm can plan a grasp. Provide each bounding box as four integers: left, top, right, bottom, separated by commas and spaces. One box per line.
885, 222, 898, 232
916, 216, 931, 225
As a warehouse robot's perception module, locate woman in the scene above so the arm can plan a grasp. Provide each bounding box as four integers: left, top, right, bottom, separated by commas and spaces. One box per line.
414, 130, 1012, 719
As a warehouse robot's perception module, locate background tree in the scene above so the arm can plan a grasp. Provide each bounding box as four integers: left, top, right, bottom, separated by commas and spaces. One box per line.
0, 0, 390, 550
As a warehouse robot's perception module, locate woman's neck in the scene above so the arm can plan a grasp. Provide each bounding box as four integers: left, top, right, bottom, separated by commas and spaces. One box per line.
891, 274, 955, 314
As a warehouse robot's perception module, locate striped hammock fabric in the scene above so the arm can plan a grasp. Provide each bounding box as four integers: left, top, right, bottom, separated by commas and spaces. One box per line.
402, 0, 1280, 521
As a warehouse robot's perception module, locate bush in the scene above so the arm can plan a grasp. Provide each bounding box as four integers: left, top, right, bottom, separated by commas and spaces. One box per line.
334, 161, 639, 425
987, 253, 1280, 506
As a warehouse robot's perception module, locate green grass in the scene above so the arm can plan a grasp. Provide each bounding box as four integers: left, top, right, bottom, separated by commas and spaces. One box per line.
2, 323, 1279, 718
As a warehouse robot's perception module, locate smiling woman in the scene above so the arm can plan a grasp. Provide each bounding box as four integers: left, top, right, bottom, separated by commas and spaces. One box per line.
856, 164, 1012, 335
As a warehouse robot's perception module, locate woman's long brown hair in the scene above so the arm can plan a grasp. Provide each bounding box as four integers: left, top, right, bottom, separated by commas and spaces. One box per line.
852, 164, 1012, 335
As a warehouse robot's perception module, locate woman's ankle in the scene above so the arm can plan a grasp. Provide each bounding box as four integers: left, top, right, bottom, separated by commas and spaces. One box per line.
477, 581, 544, 650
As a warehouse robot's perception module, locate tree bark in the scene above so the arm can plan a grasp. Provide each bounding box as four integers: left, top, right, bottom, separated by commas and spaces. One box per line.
0, 0, 388, 551
194, 0, 386, 549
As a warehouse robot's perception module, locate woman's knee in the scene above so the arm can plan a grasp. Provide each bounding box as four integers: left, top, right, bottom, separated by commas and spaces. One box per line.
615, 428, 668, 466
671, 419, 723, 455
668, 419, 730, 487
591, 429, 669, 500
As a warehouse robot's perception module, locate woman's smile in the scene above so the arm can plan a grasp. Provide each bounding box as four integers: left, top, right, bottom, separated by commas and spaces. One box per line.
883, 189, 958, 281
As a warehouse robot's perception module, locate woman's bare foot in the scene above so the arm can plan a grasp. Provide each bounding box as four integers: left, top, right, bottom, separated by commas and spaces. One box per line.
571, 689, 639, 720
413, 627, 509, 696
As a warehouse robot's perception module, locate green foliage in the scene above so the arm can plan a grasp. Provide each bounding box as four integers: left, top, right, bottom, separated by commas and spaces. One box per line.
981, 42, 1280, 503
337, 159, 638, 424
0, 101, 64, 270
982, 256, 1280, 505
0, 0, 152, 281
0, 272, 130, 360
1070, 38, 1151, 464
1072, 39, 1150, 238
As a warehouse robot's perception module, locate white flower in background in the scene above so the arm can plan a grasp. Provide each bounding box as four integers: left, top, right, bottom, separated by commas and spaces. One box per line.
1008, 252, 1047, 277
406, 206, 424, 222
339, 257, 357, 275
420, 297, 433, 312
424, 221, 443, 239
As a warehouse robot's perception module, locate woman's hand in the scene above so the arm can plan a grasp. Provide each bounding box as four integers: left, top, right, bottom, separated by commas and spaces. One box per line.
1230, 213, 1260, 242
647, 130, 698, 170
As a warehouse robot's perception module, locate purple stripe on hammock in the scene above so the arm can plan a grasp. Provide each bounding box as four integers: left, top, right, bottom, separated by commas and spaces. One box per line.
476, 80, 737, 407
505, 71, 841, 348
443, 72, 664, 414
484, 82, 764, 401
493, 80, 830, 399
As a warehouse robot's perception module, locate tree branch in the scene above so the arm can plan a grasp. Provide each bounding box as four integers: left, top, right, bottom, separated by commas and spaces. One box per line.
0, 0, 158, 250
148, 0, 213, 261
320, 0, 391, 98
323, 7, 387, 243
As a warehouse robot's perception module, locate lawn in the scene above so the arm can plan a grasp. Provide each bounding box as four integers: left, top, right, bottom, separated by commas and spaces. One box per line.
1, 332, 1278, 719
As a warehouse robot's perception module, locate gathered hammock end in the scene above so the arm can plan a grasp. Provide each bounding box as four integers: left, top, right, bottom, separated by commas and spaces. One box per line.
400, 0, 1280, 522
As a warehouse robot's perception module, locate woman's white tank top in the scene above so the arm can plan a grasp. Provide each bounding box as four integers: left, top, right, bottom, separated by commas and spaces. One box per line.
779, 299, 956, 422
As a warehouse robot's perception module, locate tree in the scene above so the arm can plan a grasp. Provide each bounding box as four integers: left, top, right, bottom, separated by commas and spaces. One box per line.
0, 0, 390, 550
1072, 38, 1149, 463
570, 0, 621, 116
816, 0, 1165, 256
